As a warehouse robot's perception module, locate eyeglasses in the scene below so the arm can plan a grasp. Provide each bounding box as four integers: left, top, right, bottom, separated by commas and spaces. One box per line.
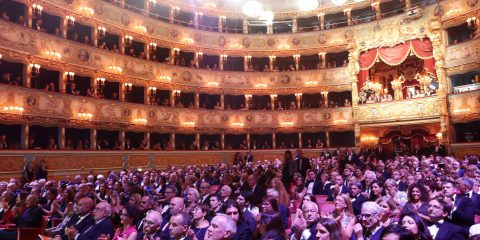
359, 213, 377, 220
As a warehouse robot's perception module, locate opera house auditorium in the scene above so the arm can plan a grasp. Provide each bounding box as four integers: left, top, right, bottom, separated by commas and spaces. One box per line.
0, 0, 479, 239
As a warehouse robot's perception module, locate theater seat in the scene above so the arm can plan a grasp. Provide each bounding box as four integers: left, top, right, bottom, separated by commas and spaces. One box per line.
315, 195, 328, 204
319, 202, 336, 214
16, 216, 49, 240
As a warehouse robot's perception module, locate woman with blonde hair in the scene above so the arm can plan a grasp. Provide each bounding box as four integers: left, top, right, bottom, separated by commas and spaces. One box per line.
269, 177, 290, 206
376, 196, 398, 227
331, 194, 356, 239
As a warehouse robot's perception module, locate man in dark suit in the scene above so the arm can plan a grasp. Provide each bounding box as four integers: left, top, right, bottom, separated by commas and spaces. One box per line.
136, 210, 164, 240
442, 180, 475, 229
458, 177, 480, 215
247, 174, 265, 206
289, 201, 319, 240
198, 181, 212, 205
349, 182, 367, 216
305, 169, 324, 195
426, 198, 465, 240
295, 149, 311, 177
353, 201, 384, 240
326, 175, 350, 201
0, 195, 45, 240
136, 195, 156, 232
168, 212, 193, 240
67, 202, 114, 240
54, 197, 95, 240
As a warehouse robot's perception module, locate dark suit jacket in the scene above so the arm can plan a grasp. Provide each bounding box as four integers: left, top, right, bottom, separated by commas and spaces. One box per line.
136, 230, 163, 240
351, 194, 367, 216
305, 179, 324, 195
15, 206, 44, 227
434, 221, 465, 240
232, 221, 253, 240
296, 157, 311, 177
250, 185, 265, 206
398, 181, 408, 192
76, 218, 114, 240
471, 192, 480, 215
451, 195, 475, 228
60, 213, 95, 240
367, 226, 384, 240
326, 185, 350, 201
278, 204, 290, 227
290, 222, 317, 240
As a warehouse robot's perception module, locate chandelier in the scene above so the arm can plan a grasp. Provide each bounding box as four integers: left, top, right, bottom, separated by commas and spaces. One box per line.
242, 1, 263, 18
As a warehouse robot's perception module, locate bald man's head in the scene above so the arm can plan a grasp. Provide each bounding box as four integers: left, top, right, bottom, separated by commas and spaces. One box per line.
76, 197, 94, 216
169, 197, 185, 214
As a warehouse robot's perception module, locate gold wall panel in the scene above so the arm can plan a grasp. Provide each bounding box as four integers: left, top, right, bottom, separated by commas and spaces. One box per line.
154, 153, 223, 167
451, 143, 480, 157
357, 96, 442, 124
35, 154, 124, 170
445, 38, 480, 69
0, 156, 25, 173
448, 92, 480, 123
129, 154, 149, 168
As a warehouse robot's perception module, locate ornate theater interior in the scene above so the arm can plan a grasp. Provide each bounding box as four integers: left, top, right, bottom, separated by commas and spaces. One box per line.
0, 0, 478, 180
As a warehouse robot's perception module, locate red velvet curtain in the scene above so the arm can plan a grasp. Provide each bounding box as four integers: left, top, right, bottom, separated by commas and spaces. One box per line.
357, 38, 436, 91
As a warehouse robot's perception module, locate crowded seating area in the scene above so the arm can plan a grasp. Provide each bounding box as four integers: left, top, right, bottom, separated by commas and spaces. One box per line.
0, 146, 479, 239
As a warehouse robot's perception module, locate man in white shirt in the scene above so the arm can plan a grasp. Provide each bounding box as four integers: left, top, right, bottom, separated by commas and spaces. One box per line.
353, 201, 384, 240
426, 198, 465, 240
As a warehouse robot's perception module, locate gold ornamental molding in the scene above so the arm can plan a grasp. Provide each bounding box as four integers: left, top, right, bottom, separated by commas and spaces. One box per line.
448, 92, 480, 123
0, 84, 354, 132
444, 37, 480, 69
356, 96, 443, 124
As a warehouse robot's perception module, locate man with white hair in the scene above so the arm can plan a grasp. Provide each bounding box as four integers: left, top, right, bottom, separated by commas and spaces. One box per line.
353, 201, 384, 240
290, 201, 319, 240
137, 210, 164, 240
67, 201, 114, 240
362, 170, 377, 198
207, 214, 237, 240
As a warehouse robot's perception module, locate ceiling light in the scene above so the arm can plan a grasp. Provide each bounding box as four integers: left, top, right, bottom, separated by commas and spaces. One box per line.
259, 11, 274, 24
242, 1, 264, 18
331, 0, 347, 6
298, 0, 319, 11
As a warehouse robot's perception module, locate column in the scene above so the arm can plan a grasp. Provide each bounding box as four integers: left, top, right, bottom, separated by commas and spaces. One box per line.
92, 24, 98, 47
220, 94, 225, 109
318, 13, 325, 30
405, 0, 411, 9
21, 124, 29, 149
144, 0, 150, 17
244, 56, 249, 71
293, 55, 300, 71
171, 133, 175, 150
269, 56, 275, 71
319, 52, 326, 68
244, 96, 249, 110
120, 82, 126, 101
298, 132, 302, 148
145, 132, 150, 150
354, 124, 361, 150
372, 2, 381, 20
344, 9, 352, 26
195, 91, 200, 109
324, 92, 329, 107
247, 133, 250, 149
144, 87, 149, 104
61, 17, 68, 38
270, 95, 276, 110
221, 132, 225, 150
218, 16, 223, 32
243, 18, 248, 34
170, 48, 176, 65
296, 94, 302, 109
90, 129, 97, 150
267, 22, 273, 34
58, 127, 65, 149
195, 133, 200, 150
171, 90, 176, 107
194, 52, 201, 68
292, 16, 298, 33
27, 4, 33, 28
326, 131, 330, 148
120, 130, 126, 149
194, 12, 199, 29
169, 7, 175, 23
219, 55, 225, 70
59, 71, 66, 93
23, 63, 31, 88
145, 43, 150, 61
272, 133, 276, 149
120, 33, 126, 54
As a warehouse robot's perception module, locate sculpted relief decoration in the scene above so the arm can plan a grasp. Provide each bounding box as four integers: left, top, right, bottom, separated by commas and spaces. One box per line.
445, 38, 480, 68
356, 97, 442, 123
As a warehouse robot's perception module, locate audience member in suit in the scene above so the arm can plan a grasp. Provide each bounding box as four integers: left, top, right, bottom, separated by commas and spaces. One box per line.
0, 195, 44, 240
198, 181, 212, 205
349, 181, 368, 216
326, 175, 350, 201
55, 197, 95, 240
247, 174, 265, 206
162, 197, 185, 232
136, 195, 156, 232
304, 169, 324, 195
67, 201, 114, 240
457, 177, 480, 215
266, 188, 289, 227
380, 224, 416, 239
289, 201, 319, 240
353, 201, 385, 240
168, 212, 193, 240
442, 180, 475, 229
295, 149, 311, 177
136, 210, 164, 240
426, 198, 465, 240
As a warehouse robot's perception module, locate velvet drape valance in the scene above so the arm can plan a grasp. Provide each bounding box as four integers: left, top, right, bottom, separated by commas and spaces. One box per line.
357, 38, 436, 91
